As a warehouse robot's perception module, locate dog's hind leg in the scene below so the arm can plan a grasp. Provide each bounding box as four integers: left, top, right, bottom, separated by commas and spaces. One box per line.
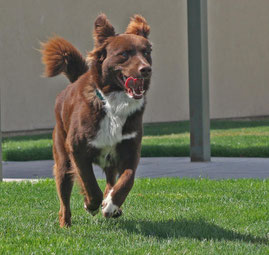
54, 161, 73, 227
53, 128, 74, 228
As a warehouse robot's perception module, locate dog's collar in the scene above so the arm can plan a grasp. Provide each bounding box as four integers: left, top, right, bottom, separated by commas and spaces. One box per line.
96, 89, 105, 102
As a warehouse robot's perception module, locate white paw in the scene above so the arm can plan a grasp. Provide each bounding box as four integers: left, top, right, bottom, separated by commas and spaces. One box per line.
102, 189, 120, 218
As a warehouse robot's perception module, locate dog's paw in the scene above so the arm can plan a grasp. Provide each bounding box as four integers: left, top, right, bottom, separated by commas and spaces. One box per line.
111, 208, 122, 218
101, 189, 122, 218
84, 203, 100, 216
102, 202, 122, 218
59, 211, 71, 228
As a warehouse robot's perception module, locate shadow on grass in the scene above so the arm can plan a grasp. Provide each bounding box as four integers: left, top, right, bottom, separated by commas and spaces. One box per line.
211, 144, 269, 158
210, 120, 269, 131
143, 121, 189, 136
3, 133, 52, 142
141, 144, 269, 157
141, 144, 189, 157
2, 120, 269, 161
117, 218, 268, 244
2, 147, 53, 161
4, 143, 268, 161
143, 120, 269, 136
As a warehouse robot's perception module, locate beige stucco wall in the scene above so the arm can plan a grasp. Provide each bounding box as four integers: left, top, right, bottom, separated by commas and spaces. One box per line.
0, 0, 268, 133
208, 0, 269, 119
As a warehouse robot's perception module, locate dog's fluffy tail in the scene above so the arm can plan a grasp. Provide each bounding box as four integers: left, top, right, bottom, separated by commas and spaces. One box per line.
41, 37, 89, 83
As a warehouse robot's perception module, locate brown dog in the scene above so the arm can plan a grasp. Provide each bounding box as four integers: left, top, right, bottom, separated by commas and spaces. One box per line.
41, 14, 152, 227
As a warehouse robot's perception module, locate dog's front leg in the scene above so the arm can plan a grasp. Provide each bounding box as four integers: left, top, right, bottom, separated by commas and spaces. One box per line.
102, 168, 135, 218
104, 167, 117, 198
101, 134, 141, 218
70, 151, 103, 216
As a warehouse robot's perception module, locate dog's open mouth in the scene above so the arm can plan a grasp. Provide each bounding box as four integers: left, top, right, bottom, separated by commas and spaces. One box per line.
117, 73, 145, 99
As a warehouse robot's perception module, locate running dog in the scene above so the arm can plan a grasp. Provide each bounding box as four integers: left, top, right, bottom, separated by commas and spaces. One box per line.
41, 14, 152, 227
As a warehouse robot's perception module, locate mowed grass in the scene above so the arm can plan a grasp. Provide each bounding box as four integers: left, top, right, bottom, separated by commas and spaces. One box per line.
2, 133, 53, 161
142, 120, 269, 157
0, 178, 268, 254
2, 120, 269, 161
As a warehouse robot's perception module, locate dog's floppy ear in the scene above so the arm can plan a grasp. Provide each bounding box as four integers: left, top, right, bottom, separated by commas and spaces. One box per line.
93, 14, 115, 47
125, 15, 150, 38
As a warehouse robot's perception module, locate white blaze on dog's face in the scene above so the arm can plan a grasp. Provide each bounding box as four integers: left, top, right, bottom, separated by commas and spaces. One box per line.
88, 14, 152, 99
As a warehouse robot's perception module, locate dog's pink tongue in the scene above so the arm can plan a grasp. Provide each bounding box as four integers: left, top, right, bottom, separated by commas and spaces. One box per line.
125, 77, 135, 89
125, 77, 144, 98
125, 77, 143, 89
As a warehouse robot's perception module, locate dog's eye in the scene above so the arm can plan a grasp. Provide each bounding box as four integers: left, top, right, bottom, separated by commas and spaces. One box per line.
143, 50, 151, 57
120, 51, 129, 59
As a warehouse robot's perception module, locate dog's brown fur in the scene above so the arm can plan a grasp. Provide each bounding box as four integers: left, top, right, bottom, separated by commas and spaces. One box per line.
41, 14, 152, 227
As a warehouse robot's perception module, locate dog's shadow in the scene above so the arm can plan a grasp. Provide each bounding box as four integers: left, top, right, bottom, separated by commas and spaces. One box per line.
114, 217, 268, 244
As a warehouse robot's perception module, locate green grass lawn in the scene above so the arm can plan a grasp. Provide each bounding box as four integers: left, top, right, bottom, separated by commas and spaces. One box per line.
0, 178, 268, 254
2, 120, 269, 161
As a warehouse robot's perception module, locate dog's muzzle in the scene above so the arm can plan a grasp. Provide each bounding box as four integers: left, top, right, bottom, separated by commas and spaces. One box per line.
124, 77, 145, 99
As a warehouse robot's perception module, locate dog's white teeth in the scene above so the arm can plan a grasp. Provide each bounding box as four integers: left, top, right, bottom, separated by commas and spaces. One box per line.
133, 91, 143, 97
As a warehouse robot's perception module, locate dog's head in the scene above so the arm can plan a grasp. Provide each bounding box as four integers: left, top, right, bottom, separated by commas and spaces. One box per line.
88, 14, 152, 100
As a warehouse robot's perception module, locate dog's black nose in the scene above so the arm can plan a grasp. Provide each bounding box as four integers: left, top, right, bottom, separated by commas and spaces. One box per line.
139, 66, 152, 78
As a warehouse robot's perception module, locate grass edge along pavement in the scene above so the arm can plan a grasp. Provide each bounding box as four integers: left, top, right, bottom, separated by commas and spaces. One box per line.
2, 119, 269, 161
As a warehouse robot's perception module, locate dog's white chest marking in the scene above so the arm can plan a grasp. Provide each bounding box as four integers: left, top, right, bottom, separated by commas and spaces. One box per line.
91, 91, 144, 148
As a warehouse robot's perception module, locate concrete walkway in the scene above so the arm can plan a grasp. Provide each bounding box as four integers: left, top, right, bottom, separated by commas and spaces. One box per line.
2, 157, 269, 181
